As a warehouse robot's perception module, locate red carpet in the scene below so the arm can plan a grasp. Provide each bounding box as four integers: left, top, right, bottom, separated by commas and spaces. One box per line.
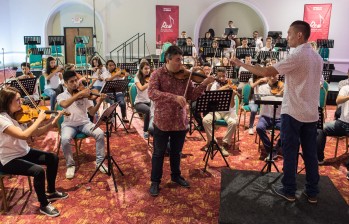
0, 105, 349, 223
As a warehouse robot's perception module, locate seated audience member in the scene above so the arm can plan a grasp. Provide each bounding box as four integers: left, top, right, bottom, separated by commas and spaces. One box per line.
57, 70, 108, 179
317, 85, 349, 165
202, 67, 238, 156
256, 75, 283, 160
0, 87, 68, 217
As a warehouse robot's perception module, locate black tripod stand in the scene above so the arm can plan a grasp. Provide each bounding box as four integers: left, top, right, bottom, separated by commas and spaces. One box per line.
89, 103, 124, 192
254, 94, 282, 173
196, 90, 233, 172
101, 80, 129, 133
188, 101, 206, 141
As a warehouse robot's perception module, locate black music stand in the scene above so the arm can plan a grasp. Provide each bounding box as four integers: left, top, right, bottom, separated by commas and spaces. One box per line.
322, 69, 332, 83
30, 48, 52, 69
198, 38, 213, 48
89, 103, 124, 192
48, 35, 65, 66
258, 51, 280, 63
202, 47, 223, 65
9, 77, 36, 96
317, 39, 334, 48
224, 28, 238, 36
213, 66, 236, 79
239, 71, 252, 83
9, 78, 37, 107
217, 40, 231, 48
254, 94, 283, 173
188, 100, 206, 141
101, 80, 129, 133
24, 36, 41, 45
235, 48, 256, 59
196, 90, 232, 172
176, 38, 187, 46
278, 74, 285, 82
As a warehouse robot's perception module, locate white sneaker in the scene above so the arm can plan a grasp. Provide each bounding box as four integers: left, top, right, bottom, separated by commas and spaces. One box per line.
248, 128, 254, 135
97, 163, 108, 174
66, 166, 75, 179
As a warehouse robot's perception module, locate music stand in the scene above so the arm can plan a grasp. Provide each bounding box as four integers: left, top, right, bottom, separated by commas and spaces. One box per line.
101, 80, 129, 133
317, 39, 334, 48
239, 71, 252, 83
322, 69, 332, 83
235, 48, 256, 59
278, 74, 285, 82
196, 90, 232, 172
254, 94, 283, 173
198, 38, 213, 48
9, 77, 37, 96
30, 48, 52, 69
24, 36, 41, 45
224, 28, 238, 36
202, 47, 223, 64
217, 40, 231, 48
48, 35, 65, 65
188, 100, 206, 141
258, 51, 280, 62
213, 66, 236, 79
89, 103, 124, 192
176, 38, 187, 46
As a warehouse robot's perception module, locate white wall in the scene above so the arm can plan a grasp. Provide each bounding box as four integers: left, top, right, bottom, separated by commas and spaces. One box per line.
1, 0, 348, 71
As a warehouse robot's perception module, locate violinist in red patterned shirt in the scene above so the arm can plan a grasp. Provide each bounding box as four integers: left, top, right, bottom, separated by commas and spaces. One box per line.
148, 46, 215, 196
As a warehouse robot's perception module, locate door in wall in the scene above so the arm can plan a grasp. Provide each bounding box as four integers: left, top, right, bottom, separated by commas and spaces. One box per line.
64, 27, 93, 64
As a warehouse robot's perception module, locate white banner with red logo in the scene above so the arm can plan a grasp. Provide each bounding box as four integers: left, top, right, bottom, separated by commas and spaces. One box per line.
303, 4, 332, 41
156, 5, 179, 51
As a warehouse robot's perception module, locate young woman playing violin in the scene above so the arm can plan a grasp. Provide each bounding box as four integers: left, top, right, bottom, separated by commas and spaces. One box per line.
19, 62, 40, 107
134, 61, 151, 139
43, 57, 64, 110
0, 87, 68, 217
90, 57, 107, 92
104, 60, 129, 123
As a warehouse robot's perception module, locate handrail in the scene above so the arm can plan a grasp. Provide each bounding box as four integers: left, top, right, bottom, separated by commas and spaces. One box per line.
110, 33, 146, 63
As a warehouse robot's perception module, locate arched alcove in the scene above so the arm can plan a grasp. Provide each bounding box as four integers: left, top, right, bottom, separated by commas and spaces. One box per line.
194, 0, 268, 47
44, 0, 106, 59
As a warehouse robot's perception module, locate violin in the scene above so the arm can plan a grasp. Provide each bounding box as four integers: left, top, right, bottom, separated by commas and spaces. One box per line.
171, 67, 208, 84
270, 81, 284, 95
73, 87, 105, 100
15, 105, 70, 124
112, 67, 129, 79
219, 78, 238, 90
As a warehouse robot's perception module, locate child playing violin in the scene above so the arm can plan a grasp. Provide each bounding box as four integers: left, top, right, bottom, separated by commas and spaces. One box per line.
57, 70, 107, 179
0, 87, 68, 217
43, 57, 64, 110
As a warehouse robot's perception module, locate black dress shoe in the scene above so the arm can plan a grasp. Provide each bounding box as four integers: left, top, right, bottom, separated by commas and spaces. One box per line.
171, 176, 190, 188
149, 182, 160, 196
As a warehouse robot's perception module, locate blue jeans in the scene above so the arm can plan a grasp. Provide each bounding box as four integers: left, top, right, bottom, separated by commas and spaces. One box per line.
256, 116, 281, 152
61, 122, 105, 167
108, 93, 127, 118
134, 102, 151, 132
150, 125, 186, 183
280, 114, 319, 197
249, 102, 258, 128
0, 148, 58, 207
317, 120, 349, 161
44, 88, 58, 110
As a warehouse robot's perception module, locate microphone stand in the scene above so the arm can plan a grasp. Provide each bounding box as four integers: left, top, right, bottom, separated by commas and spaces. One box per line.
2, 48, 5, 82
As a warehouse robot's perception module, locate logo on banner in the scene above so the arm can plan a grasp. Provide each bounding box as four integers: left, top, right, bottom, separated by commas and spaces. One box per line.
161, 15, 175, 32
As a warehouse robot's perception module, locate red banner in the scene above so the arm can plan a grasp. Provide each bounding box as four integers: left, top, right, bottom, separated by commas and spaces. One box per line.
303, 4, 332, 41
156, 5, 179, 48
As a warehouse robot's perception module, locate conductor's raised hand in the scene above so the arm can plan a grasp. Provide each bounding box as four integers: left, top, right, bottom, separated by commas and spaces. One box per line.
175, 96, 187, 108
